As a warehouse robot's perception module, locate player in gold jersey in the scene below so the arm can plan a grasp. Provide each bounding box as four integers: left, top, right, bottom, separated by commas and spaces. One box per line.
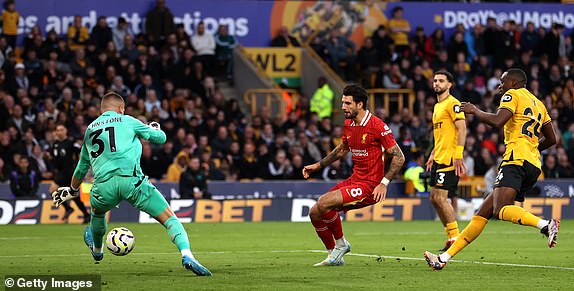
424, 68, 559, 270
426, 71, 466, 252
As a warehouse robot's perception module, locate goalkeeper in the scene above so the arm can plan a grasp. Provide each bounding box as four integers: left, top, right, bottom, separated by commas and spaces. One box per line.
52, 92, 211, 276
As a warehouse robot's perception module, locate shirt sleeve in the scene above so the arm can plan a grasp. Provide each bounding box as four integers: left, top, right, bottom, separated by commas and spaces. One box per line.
129, 116, 167, 144
73, 139, 91, 181
451, 99, 465, 121
379, 122, 397, 149
499, 90, 518, 114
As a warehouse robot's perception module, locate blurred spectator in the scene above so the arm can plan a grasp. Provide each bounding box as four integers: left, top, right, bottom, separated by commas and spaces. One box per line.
310, 77, 334, 119
544, 23, 565, 64
447, 31, 469, 63
9, 63, 30, 95
211, 125, 233, 158
543, 154, 559, 179
322, 159, 348, 182
383, 63, 406, 89
175, 23, 190, 43
261, 149, 292, 179
191, 22, 216, 76
1, 0, 18, 49
358, 37, 380, 84
323, 29, 356, 80
271, 26, 300, 47
113, 17, 133, 51
463, 149, 475, 177
556, 147, 574, 177
68, 15, 90, 50
387, 6, 411, 54
141, 142, 163, 180
145, 0, 175, 47
403, 151, 427, 195
8, 104, 32, 134
90, 16, 113, 52
215, 25, 237, 81
0, 157, 7, 183
9, 155, 39, 198
482, 157, 502, 196
296, 131, 321, 165
236, 142, 259, 180
179, 155, 210, 199
520, 22, 541, 56
425, 28, 446, 62
30, 144, 52, 180
466, 24, 485, 62
166, 150, 189, 182
372, 25, 393, 62
460, 80, 481, 104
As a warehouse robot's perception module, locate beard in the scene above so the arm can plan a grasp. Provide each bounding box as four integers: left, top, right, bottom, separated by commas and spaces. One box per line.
344, 110, 358, 120
434, 87, 447, 95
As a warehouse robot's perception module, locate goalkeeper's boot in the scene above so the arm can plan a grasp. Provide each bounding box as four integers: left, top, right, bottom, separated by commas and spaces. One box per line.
83, 226, 103, 262
313, 255, 345, 266
182, 255, 212, 276
439, 238, 455, 253
540, 219, 560, 248
424, 251, 446, 270
328, 240, 351, 265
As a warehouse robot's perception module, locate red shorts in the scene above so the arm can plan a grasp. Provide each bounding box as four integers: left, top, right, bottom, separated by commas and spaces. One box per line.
329, 178, 377, 212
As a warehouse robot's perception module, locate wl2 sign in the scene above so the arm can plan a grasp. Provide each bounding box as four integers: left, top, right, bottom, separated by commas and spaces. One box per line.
244, 47, 301, 79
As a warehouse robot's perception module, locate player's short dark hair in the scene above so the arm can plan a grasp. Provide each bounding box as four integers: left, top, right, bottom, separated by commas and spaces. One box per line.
343, 84, 369, 110
101, 91, 125, 105
434, 70, 454, 84
506, 68, 527, 87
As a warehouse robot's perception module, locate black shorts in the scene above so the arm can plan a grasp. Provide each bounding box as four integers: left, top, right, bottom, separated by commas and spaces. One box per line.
429, 162, 459, 198
494, 160, 541, 202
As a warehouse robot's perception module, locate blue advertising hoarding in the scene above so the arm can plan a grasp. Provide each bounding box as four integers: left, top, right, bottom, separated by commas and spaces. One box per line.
10, 1, 574, 48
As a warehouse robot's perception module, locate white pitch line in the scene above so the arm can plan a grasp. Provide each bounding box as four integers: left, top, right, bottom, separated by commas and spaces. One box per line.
1, 250, 573, 271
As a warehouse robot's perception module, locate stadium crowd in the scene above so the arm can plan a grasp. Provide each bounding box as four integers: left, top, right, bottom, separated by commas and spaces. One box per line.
0, 1, 573, 199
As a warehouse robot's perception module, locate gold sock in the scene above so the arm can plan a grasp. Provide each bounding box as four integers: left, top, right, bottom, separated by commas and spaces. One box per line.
445, 221, 459, 240
499, 205, 541, 227
446, 215, 488, 258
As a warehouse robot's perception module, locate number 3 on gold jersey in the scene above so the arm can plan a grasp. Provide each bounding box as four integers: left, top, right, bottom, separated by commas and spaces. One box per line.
520, 107, 542, 138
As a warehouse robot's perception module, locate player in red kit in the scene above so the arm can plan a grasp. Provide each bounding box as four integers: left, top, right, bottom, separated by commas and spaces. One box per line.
303, 84, 405, 266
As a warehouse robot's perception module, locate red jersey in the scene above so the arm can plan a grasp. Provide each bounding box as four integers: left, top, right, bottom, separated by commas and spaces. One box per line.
342, 111, 397, 184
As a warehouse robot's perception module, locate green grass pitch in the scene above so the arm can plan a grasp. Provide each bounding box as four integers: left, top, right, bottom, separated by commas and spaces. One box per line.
0, 220, 572, 290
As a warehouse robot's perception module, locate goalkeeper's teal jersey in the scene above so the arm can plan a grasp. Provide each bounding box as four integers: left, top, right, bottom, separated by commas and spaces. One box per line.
73, 111, 166, 183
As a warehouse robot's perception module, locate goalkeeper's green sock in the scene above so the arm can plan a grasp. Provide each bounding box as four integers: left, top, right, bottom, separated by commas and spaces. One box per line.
163, 216, 193, 258
90, 212, 107, 253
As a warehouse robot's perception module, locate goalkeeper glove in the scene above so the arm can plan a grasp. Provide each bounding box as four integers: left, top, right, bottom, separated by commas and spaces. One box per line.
148, 121, 161, 130
51, 186, 79, 207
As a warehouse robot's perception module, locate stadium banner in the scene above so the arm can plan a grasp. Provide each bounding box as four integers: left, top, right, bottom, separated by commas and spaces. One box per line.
13, 0, 274, 46
0, 179, 572, 200
243, 47, 301, 87
0, 197, 572, 224
386, 2, 574, 42
12, 1, 573, 47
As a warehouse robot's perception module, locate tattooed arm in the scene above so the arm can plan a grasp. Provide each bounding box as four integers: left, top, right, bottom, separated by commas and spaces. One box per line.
383, 144, 405, 181
372, 144, 405, 202
302, 142, 350, 179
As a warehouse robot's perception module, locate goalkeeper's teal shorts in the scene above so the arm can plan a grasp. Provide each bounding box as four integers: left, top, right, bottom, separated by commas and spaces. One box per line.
90, 175, 169, 218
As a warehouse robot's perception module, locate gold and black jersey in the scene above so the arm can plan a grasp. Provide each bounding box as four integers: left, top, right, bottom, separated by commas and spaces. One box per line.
498, 88, 551, 169
432, 95, 465, 171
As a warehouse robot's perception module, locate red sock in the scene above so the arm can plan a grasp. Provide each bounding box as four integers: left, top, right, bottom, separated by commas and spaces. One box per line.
322, 210, 343, 240
311, 217, 335, 250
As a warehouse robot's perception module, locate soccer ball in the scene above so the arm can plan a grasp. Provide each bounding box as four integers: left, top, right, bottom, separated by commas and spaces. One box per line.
105, 227, 135, 256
